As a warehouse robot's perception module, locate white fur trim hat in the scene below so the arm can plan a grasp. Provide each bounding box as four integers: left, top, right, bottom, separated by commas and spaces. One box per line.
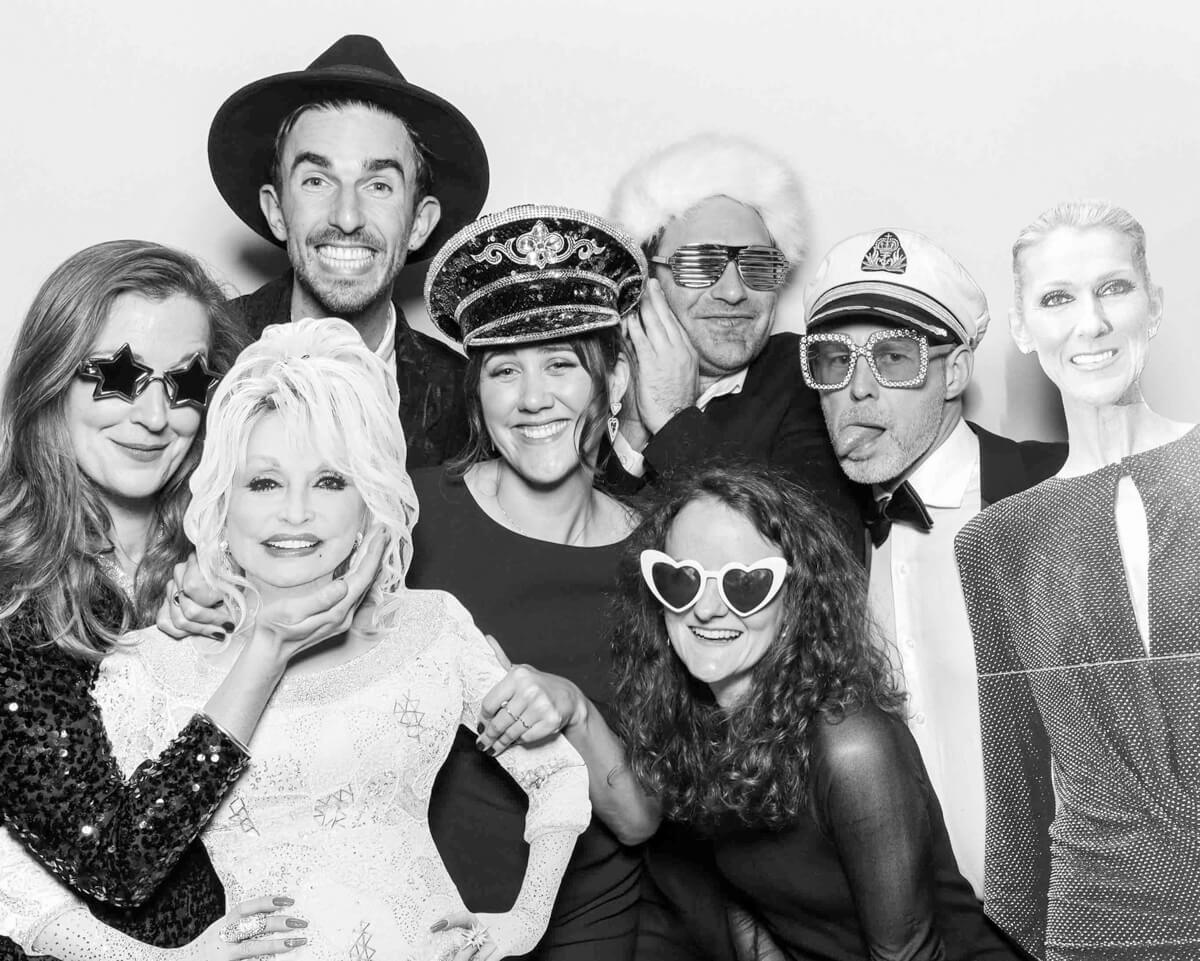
608, 133, 809, 265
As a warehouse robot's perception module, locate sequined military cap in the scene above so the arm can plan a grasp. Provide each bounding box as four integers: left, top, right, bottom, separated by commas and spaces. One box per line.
424, 204, 647, 349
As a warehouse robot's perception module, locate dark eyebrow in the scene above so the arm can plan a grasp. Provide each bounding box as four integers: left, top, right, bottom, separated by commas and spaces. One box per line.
290, 151, 331, 175
364, 158, 407, 181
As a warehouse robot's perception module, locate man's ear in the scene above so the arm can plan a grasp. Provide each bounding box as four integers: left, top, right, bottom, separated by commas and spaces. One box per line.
943, 344, 973, 401
406, 196, 443, 253
259, 185, 290, 244
1009, 306, 1035, 355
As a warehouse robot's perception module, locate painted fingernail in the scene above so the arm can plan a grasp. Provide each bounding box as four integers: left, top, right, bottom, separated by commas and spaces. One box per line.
485, 746, 496, 757
212, 632, 225, 642
430, 919, 448, 932
475, 740, 487, 752
222, 621, 235, 632
273, 896, 295, 907
284, 937, 308, 948
476, 722, 485, 734
286, 918, 308, 928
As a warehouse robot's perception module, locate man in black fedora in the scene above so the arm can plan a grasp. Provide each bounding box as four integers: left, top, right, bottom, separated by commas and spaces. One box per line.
208, 33, 489, 466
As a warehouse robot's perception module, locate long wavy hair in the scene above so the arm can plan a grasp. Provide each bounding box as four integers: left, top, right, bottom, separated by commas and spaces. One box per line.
611, 462, 903, 832
0, 240, 245, 658
448, 327, 622, 475
185, 318, 417, 632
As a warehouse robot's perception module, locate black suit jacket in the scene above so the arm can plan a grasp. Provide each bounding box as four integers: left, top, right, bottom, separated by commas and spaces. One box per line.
609, 332, 865, 552
229, 273, 469, 469
970, 421, 1066, 508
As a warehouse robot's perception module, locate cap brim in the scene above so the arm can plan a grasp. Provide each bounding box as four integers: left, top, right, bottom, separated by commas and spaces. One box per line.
806, 285, 964, 345
207, 70, 489, 262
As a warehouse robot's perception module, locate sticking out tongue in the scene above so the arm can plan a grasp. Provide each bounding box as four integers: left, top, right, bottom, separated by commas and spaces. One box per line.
838, 424, 885, 457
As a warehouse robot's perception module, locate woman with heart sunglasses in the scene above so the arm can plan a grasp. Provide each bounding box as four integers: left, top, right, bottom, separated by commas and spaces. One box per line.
610, 463, 1024, 961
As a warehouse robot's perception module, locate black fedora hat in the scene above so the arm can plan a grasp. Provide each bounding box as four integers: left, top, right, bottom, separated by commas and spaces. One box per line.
207, 34, 489, 262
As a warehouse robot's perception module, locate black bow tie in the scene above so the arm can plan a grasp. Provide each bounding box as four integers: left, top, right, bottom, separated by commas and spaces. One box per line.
866, 480, 934, 547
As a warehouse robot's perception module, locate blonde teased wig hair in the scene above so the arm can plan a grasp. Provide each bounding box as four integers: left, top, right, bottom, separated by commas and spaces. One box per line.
184, 317, 418, 629
608, 133, 810, 265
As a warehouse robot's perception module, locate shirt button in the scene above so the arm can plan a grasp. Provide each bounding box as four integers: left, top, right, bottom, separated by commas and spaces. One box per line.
897, 563, 910, 576
902, 637, 915, 649
914, 712, 927, 725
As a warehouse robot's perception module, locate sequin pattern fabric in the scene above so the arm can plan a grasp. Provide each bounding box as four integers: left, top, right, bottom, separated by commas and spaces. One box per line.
0, 591, 247, 955
68, 588, 588, 961
955, 427, 1200, 960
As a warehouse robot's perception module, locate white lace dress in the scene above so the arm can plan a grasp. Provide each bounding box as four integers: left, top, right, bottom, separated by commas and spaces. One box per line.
2, 589, 590, 961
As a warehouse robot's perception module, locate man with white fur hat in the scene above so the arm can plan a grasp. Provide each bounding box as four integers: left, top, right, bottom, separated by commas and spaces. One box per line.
607, 134, 862, 549
801, 227, 1065, 910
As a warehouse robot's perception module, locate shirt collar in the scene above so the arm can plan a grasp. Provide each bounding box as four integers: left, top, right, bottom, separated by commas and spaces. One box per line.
696, 368, 748, 411
906, 417, 977, 510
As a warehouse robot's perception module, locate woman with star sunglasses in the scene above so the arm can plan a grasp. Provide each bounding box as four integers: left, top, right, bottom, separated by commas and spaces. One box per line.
0, 241, 378, 960
610, 463, 1023, 961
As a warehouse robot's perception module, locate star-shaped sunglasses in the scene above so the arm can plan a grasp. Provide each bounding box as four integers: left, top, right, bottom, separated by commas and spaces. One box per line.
76, 343, 220, 411
640, 549, 788, 618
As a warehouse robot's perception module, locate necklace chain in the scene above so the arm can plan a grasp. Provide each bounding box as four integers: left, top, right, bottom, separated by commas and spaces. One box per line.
494, 488, 591, 547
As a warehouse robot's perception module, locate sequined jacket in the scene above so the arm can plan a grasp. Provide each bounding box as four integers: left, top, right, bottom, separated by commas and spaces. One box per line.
230, 273, 469, 469
0, 590, 248, 956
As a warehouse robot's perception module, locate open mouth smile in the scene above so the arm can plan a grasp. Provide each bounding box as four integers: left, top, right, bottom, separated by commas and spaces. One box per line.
1070, 348, 1117, 369
689, 626, 742, 643
262, 535, 322, 556
315, 245, 378, 273
516, 420, 569, 441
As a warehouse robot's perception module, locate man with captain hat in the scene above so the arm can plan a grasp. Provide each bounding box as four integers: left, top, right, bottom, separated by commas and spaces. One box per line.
801, 228, 1065, 914
207, 33, 489, 466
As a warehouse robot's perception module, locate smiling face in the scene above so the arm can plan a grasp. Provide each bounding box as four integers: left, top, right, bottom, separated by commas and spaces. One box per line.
225, 412, 367, 596
65, 292, 210, 511
478, 341, 624, 486
816, 321, 950, 485
259, 104, 440, 319
1012, 225, 1162, 409
662, 497, 786, 709
654, 197, 779, 381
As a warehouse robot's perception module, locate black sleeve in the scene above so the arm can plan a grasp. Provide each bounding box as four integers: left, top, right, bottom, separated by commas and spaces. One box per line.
810, 709, 946, 961
0, 619, 247, 907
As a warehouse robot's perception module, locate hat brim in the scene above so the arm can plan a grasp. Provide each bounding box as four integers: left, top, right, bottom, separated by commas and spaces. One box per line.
207, 70, 489, 262
806, 286, 965, 345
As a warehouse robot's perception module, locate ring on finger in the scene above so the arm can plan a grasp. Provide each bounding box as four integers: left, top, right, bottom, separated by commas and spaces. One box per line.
219, 913, 269, 943
516, 715, 532, 730
462, 925, 491, 949
496, 705, 516, 720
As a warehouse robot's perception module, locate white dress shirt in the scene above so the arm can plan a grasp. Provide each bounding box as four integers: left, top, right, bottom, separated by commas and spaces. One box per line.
867, 418, 987, 897
612, 368, 748, 477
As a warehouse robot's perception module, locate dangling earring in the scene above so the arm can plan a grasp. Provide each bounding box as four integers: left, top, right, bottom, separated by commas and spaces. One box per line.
607, 400, 622, 444
352, 531, 364, 555
218, 539, 234, 572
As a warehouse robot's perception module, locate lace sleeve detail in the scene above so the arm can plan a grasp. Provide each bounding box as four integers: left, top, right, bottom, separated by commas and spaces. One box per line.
0, 825, 84, 953
444, 596, 591, 954
27, 905, 172, 961
0, 627, 246, 908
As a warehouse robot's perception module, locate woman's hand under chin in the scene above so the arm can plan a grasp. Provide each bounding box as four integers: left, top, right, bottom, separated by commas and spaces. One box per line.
244, 525, 387, 672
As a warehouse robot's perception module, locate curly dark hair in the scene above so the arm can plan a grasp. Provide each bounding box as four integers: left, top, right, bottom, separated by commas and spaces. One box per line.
611, 461, 903, 832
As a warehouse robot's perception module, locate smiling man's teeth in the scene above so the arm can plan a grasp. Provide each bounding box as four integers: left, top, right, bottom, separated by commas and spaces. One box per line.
1071, 349, 1116, 367
317, 246, 375, 266
518, 421, 566, 440
690, 627, 741, 641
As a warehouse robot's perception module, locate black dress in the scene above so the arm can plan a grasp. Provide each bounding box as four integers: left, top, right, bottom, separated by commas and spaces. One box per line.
0, 589, 248, 958
709, 704, 1020, 961
409, 468, 640, 961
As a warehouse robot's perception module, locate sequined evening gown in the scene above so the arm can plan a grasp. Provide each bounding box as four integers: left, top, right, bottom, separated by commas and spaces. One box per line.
955, 427, 1200, 961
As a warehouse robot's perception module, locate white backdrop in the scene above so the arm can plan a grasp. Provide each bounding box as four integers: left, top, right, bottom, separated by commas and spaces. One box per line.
4, 0, 1199, 440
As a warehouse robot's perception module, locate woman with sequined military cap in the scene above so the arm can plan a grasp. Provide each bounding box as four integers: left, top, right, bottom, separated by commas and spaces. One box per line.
409, 205, 660, 960
956, 200, 1200, 960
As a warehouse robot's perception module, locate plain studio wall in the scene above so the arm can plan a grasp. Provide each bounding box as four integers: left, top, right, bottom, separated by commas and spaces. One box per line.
3, 0, 1199, 440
